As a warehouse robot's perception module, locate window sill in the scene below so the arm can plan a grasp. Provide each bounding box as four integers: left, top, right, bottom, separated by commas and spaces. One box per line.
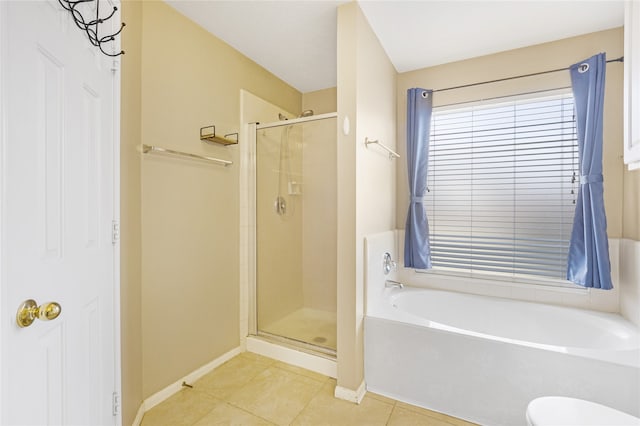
413, 267, 587, 293
393, 267, 610, 312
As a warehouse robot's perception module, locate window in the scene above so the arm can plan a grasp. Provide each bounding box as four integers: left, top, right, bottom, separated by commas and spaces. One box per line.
425, 91, 578, 282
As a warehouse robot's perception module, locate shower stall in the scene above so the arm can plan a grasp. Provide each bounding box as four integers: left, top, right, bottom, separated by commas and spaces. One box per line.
252, 112, 337, 357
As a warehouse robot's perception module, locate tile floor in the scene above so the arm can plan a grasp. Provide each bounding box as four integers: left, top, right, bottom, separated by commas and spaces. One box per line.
140, 352, 476, 426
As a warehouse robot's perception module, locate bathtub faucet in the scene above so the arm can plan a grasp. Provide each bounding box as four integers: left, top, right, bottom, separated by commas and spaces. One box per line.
385, 280, 404, 289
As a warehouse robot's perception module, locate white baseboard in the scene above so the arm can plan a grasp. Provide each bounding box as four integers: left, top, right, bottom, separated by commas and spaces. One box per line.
246, 336, 337, 378
334, 380, 366, 404
131, 402, 146, 426
142, 346, 242, 411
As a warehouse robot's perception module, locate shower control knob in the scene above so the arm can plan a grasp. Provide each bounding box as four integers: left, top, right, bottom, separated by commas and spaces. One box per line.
274, 196, 287, 215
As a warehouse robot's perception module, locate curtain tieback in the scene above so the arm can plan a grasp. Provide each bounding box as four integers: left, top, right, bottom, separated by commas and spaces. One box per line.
579, 174, 603, 184
411, 196, 424, 203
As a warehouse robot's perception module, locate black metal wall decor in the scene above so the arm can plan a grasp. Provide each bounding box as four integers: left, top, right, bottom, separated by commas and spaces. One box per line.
58, 0, 125, 57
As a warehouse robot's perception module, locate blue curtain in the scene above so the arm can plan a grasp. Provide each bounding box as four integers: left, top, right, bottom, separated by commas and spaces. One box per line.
567, 53, 613, 289
404, 88, 433, 269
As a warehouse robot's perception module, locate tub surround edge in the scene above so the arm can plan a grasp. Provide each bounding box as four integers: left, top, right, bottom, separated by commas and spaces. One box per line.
620, 238, 640, 327
334, 380, 366, 404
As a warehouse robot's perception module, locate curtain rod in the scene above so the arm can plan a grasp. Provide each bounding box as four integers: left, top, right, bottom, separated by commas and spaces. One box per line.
432, 56, 624, 93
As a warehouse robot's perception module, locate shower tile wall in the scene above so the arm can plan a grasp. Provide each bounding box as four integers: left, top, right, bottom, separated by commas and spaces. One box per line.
302, 117, 337, 312
256, 123, 305, 327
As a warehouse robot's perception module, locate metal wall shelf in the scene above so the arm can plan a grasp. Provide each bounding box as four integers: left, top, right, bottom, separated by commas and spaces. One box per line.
200, 125, 238, 146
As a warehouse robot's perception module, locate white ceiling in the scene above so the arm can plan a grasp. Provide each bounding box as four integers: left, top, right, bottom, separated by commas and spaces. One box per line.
165, 0, 624, 94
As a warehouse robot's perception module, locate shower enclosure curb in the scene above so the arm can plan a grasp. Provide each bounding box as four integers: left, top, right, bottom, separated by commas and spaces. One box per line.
246, 336, 337, 378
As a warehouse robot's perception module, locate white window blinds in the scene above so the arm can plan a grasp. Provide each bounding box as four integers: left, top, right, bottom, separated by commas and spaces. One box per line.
426, 92, 578, 280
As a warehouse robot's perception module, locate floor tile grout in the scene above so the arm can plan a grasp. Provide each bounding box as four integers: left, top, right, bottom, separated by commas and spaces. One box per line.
384, 403, 397, 426
186, 396, 219, 426
287, 376, 331, 425
224, 400, 276, 426
220, 359, 325, 426
142, 353, 475, 426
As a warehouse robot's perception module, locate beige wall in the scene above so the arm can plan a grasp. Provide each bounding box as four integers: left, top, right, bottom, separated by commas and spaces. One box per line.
396, 28, 625, 238
137, 1, 301, 399
303, 88, 337, 115
336, 2, 397, 393
120, 1, 143, 425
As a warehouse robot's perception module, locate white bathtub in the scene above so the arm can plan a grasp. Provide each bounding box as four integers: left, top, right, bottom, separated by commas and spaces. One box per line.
364, 286, 640, 426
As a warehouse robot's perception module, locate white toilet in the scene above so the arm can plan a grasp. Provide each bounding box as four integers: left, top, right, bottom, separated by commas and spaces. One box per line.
526, 397, 640, 426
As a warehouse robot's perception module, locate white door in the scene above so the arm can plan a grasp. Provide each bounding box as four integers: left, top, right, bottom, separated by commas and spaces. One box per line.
0, 1, 120, 424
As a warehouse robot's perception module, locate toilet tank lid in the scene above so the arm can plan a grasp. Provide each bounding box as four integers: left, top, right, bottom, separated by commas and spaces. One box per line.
526, 397, 640, 426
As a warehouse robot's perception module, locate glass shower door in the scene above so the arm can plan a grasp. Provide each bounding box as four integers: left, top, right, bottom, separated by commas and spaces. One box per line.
255, 115, 337, 356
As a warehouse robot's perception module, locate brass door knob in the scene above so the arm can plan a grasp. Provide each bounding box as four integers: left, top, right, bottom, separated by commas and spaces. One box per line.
16, 299, 62, 328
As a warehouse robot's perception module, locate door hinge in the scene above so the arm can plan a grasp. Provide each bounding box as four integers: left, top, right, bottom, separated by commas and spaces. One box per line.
112, 391, 121, 416
112, 220, 120, 245
111, 59, 120, 73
